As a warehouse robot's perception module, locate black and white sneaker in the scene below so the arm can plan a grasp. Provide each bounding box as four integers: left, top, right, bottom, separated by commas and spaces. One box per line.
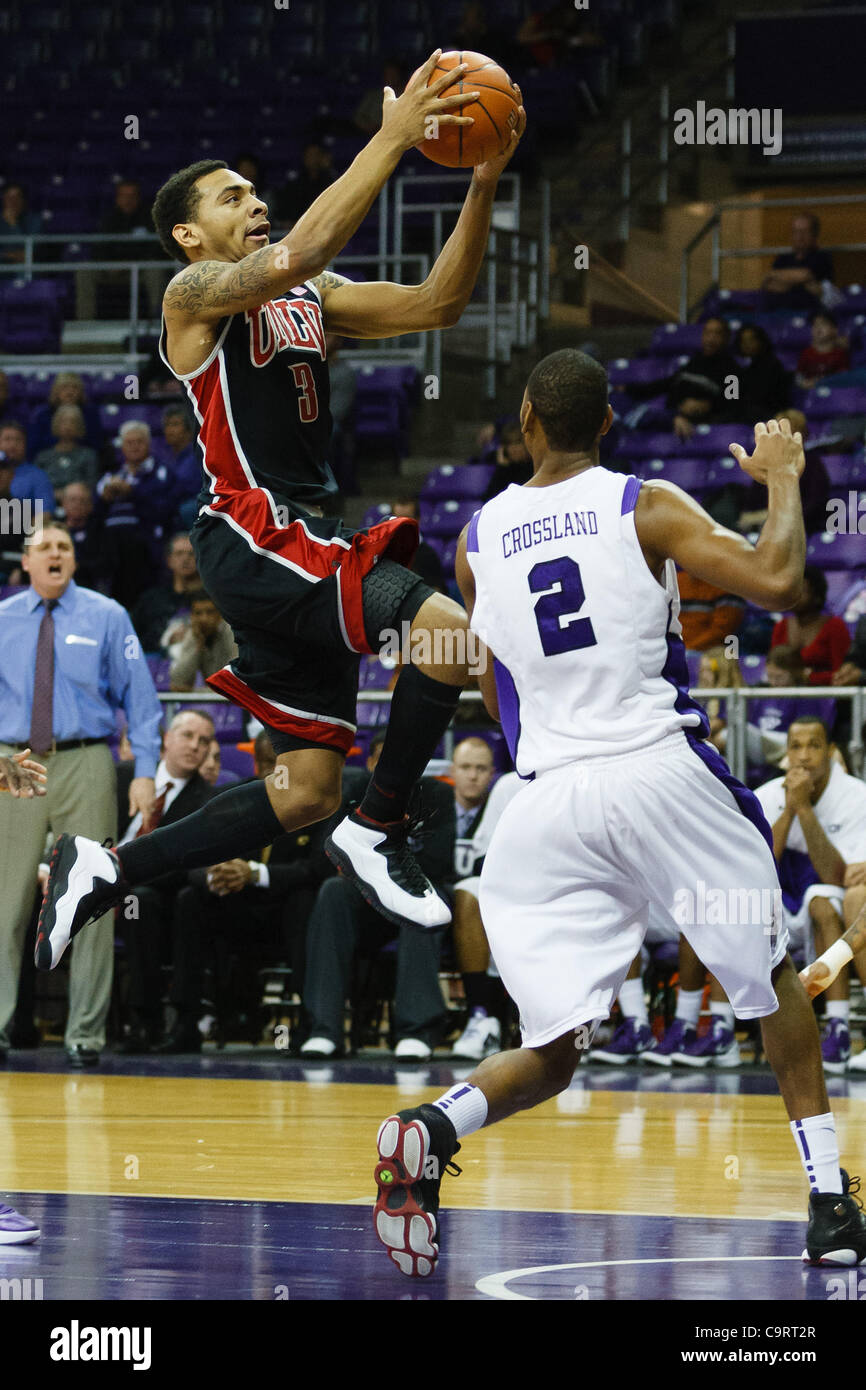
35, 834, 127, 970
373, 1103, 461, 1277
325, 812, 452, 930
803, 1169, 866, 1266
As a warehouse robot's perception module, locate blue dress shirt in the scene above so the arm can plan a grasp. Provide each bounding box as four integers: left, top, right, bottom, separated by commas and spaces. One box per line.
9, 463, 56, 518
0, 579, 162, 777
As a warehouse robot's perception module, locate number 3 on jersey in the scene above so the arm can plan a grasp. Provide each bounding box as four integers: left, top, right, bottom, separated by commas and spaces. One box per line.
529, 556, 597, 657
288, 362, 319, 423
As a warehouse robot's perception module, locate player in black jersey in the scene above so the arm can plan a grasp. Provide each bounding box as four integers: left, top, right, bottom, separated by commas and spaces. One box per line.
37, 53, 526, 971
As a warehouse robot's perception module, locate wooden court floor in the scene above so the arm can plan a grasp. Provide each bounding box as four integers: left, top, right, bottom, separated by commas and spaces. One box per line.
2, 1056, 865, 1300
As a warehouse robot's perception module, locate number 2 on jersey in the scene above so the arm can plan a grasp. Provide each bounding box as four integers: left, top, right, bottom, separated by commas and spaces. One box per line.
529, 556, 597, 657
288, 362, 320, 423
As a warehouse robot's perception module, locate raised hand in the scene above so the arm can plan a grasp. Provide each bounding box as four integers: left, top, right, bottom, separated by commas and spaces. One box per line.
0, 749, 47, 798
474, 87, 527, 186
729, 417, 805, 486
380, 50, 480, 153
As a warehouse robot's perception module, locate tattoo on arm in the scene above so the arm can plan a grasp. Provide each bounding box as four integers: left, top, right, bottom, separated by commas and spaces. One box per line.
847, 910, 866, 957
311, 271, 353, 299
163, 253, 276, 317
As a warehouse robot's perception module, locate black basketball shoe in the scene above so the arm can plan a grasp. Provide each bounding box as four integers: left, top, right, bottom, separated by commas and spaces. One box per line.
373, 1103, 461, 1277
325, 811, 451, 930
803, 1169, 866, 1265
35, 834, 128, 970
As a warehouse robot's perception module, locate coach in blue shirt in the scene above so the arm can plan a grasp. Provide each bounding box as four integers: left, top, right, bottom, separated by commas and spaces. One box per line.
0, 520, 162, 1067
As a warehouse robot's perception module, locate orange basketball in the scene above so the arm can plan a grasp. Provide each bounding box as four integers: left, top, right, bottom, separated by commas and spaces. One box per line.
417, 50, 521, 168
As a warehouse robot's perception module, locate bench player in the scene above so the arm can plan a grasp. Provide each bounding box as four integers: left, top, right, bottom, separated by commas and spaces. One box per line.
35, 54, 526, 966
372, 349, 865, 1277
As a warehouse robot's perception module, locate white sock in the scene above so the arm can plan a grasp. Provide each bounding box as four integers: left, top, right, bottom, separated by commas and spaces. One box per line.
432, 1083, 488, 1139
619, 977, 649, 1026
825, 1001, 850, 1025
710, 1001, 735, 1029
790, 1113, 842, 1194
676, 988, 703, 1027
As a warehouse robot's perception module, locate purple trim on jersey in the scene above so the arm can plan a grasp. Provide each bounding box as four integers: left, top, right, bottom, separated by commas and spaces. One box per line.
621, 475, 642, 515
661, 606, 711, 738
466, 509, 481, 553
685, 730, 775, 855
494, 658, 534, 782
778, 847, 820, 916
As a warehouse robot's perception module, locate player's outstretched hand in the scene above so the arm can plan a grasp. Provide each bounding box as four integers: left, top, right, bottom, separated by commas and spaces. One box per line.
729, 417, 805, 486
474, 87, 527, 186
0, 750, 47, 798
380, 50, 480, 153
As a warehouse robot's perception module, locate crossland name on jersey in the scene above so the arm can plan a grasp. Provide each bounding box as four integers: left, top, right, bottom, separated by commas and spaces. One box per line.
247, 296, 326, 367
502, 510, 598, 558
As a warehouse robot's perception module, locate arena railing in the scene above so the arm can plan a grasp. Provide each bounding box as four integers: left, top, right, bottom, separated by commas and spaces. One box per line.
154, 686, 866, 782
679, 192, 866, 322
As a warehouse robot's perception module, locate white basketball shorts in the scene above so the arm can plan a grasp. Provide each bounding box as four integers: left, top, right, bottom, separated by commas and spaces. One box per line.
479, 731, 788, 1049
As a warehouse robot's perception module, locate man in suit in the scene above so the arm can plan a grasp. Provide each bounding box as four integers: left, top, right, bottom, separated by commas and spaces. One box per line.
170, 731, 335, 1048
116, 708, 216, 1052
301, 731, 458, 1061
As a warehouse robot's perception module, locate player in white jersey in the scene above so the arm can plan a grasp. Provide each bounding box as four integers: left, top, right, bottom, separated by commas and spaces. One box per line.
372, 349, 865, 1279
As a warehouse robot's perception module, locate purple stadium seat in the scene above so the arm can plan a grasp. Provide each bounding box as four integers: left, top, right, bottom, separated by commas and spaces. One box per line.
842, 285, 866, 313
440, 539, 459, 575
145, 656, 172, 690
740, 654, 767, 686
420, 464, 495, 501
821, 454, 866, 488
751, 695, 836, 735
802, 386, 866, 420
714, 289, 763, 315
806, 532, 866, 570
684, 649, 702, 688
650, 323, 705, 356
200, 702, 245, 740
752, 316, 811, 349
360, 503, 392, 530
614, 431, 690, 461
703, 457, 754, 491
218, 745, 255, 780
640, 458, 715, 495
420, 500, 480, 538
0, 584, 26, 602
358, 655, 397, 690
607, 356, 670, 388
825, 569, 864, 615
837, 574, 866, 624
688, 423, 754, 457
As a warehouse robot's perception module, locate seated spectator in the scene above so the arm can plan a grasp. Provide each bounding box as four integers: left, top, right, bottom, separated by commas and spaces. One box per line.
697, 645, 743, 751
755, 717, 866, 1072
27, 372, 104, 458
391, 494, 446, 593
96, 421, 181, 604
275, 142, 337, 227
0, 183, 42, 264
96, 178, 166, 317
169, 589, 238, 691
762, 213, 835, 313
326, 334, 357, 493
132, 532, 201, 655
667, 318, 741, 439
833, 615, 866, 688
353, 60, 406, 136
771, 564, 850, 685
115, 709, 217, 1053
58, 481, 107, 592
233, 152, 276, 215
733, 324, 791, 423
797, 311, 850, 389
677, 570, 744, 651
0, 420, 55, 527
173, 732, 334, 1047
33, 405, 100, 499
738, 409, 830, 537
482, 421, 533, 500
199, 738, 239, 788
301, 733, 455, 1059
160, 404, 200, 523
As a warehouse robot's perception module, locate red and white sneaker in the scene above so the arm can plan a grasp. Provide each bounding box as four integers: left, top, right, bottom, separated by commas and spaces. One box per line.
373, 1104, 461, 1278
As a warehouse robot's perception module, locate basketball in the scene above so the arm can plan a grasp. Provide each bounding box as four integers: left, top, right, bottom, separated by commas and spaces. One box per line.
417, 50, 521, 168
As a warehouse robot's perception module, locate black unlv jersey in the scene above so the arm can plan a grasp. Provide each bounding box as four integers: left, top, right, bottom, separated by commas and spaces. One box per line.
159, 279, 337, 508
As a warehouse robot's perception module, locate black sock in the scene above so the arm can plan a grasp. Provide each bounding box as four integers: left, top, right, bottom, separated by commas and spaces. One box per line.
358, 665, 462, 825
117, 780, 283, 884
463, 972, 493, 1015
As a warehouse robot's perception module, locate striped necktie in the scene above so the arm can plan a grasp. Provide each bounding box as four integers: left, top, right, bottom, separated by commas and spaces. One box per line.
136, 782, 174, 837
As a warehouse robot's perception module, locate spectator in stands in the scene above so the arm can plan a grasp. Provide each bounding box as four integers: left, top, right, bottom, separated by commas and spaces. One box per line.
199, 738, 224, 787
761, 213, 835, 313
96, 421, 181, 604
771, 564, 850, 685
697, 645, 743, 750
390, 493, 447, 593
667, 318, 740, 439
168, 589, 238, 692
275, 142, 337, 227
797, 311, 851, 389
92, 178, 166, 318
0, 521, 163, 1067
27, 373, 103, 458
132, 532, 201, 655
233, 152, 276, 215
482, 421, 533, 499
517, 3, 586, 66
0, 421, 55, 527
0, 183, 42, 265
676, 570, 745, 652
755, 717, 866, 1073
738, 409, 829, 537
833, 617, 866, 688
58, 481, 106, 592
326, 334, 357, 493
175, 731, 334, 1049
301, 733, 455, 1059
160, 404, 199, 523
732, 324, 791, 423
115, 710, 216, 1054
33, 405, 100, 499
353, 60, 406, 136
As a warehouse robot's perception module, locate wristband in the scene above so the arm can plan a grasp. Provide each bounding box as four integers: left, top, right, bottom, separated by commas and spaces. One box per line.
814, 938, 854, 983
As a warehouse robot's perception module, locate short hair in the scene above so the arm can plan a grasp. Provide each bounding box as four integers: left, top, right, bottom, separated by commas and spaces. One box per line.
161, 403, 194, 431
51, 404, 85, 437
794, 212, 820, 237
119, 419, 151, 441
391, 492, 420, 517
802, 564, 827, 608
703, 315, 730, 339
171, 707, 215, 733
735, 322, 773, 355
525, 349, 609, 452
23, 520, 74, 549
186, 587, 217, 608
49, 371, 85, 406
165, 530, 194, 555
152, 159, 228, 262
0, 418, 26, 438
788, 716, 831, 743
453, 736, 494, 764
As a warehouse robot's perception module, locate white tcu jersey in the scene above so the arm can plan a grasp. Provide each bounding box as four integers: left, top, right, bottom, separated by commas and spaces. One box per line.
466, 468, 709, 777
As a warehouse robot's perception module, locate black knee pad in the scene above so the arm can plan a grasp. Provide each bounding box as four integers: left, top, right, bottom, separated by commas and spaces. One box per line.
361, 559, 433, 653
